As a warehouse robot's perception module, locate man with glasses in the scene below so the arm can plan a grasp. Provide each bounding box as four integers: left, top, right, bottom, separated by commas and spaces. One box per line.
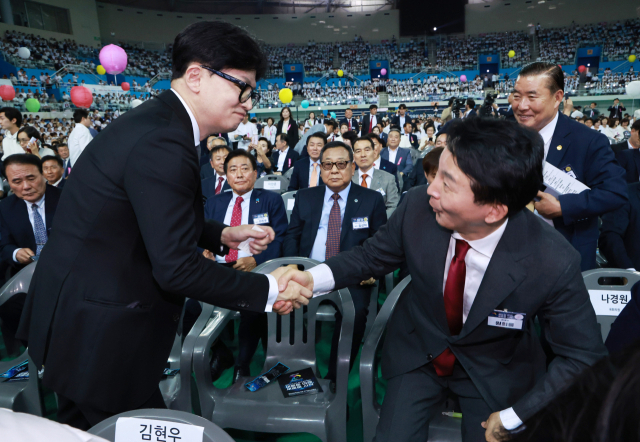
283, 141, 387, 389
17, 21, 310, 430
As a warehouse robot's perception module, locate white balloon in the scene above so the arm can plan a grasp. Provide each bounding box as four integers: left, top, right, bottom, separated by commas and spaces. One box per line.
626, 81, 640, 96
17, 47, 30, 59
131, 99, 143, 108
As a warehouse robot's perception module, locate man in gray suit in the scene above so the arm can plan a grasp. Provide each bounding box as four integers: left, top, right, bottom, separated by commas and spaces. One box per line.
352, 137, 399, 218
273, 118, 606, 442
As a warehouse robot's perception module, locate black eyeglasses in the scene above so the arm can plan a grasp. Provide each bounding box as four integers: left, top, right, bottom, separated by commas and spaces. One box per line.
320, 160, 351, 171
200, 65, 260, 107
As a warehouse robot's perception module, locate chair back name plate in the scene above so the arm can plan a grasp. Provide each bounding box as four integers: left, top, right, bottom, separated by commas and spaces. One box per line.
263, 180, 281, 190
588, 289, 631, 316
115, 417, 204, 442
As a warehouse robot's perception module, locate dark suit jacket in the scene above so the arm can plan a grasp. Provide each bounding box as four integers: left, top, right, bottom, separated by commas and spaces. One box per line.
615, 148, 640, 183
611, 141, 629, 155
287, 156, 324, 191
325, 186, 606, 421
608, 105, 626, 120
62, 158, 72, 178
276, 119, 299, 147
545, 113, 628, 271
390, 115, 410, 131
204, 188, 287, 265
17, 90, 271, 413
499, 107, 515, 121
605, 280, 640, 354
584, 108, 600, 119
201, 173, 231, 201
271, 148, 299, 174
381, 147, 413, 175
360, 114, 379, 136
402, 157, 427, 192
599, 183, 640, 270
200, 162, 215, 180
339, 117, 359, 134
55, 178, 66, 190
0, 185, 61, 269
379, 158, 397, 176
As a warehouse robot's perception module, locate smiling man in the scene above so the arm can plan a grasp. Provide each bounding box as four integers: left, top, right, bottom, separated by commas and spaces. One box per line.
17, 22, 310, 429
274, 118, 607, 442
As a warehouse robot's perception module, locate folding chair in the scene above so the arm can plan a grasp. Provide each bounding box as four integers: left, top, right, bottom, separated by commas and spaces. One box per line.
255, 175, 288, 195
280, 190, 297, 223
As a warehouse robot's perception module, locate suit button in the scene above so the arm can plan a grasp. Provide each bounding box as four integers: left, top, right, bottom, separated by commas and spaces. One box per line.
238, 301, 248, 308
427, 354, 433, 360
173, 313, 180, 322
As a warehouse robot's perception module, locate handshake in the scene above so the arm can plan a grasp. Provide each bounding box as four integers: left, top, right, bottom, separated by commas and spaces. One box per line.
270, 266, 315, 315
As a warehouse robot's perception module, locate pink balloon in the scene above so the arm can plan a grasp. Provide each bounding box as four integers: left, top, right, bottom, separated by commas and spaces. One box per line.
460, 75, 467, 82
381, 68, 387, 75
578, 65, 586, 73
121, 82, 130, 91
70, 86, 93, 108
99, 44, 128, 75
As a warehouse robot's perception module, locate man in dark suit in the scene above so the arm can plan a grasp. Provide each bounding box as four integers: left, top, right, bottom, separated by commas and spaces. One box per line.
203, 149, 288, 382
402, 134, 446, 193
283, 141, 387, 384
0, 154, 62, 355
402, 122, 419, 149
287, 131, 326, 191
271, 133, 299, 175
275, 118, 607, 442
41, 155, 66, 189
360, 104, 378, 137
339, 108, 359, 134
498, 94, 516, 121
608, 98, 625, 120
57, 143, 72, 178
512, 62, 627, 271
391, 103, 409, 132
612, 120, 640, 171
16, 22, 309, 430
381, 129, 413, 176
585, 102, 600, 119
462, 98, 477, 118
599, 182, 640, 270
201, 145, 232, 200
605, 280, 640, 355
200, 137, 230, 180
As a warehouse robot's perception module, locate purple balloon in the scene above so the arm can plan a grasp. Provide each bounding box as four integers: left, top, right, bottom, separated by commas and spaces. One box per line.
381, 68, 387, 75
460, 75, 467, 82
99, 44, 128, 75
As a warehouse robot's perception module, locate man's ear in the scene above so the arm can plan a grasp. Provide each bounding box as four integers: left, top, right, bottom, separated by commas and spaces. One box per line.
485, 203, 508, 225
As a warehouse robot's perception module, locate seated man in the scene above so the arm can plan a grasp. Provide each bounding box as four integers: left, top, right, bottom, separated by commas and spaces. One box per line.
381, 129, 413, 177
200, 136, 229, 180
400, 122, 419, 150
403, 132, 447, 193
271, 133, 299, 175
366, 133, 398, 176
614, 120, 640, 182
201, 144, 232, 200
199, 149, 288, 381
0, 154, 62, 355
287, 131, 326, 191
352, 137, 399, 218
57, 143, 72, 178
283, 141, 387, 386
41, 155, 65, 189
599, 182, 640, 270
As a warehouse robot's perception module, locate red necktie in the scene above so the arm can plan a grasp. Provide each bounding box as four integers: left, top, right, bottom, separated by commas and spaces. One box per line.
225, 196, 244, 262
325, 194, 341, 260
432, 239, 471, 377
349, 120, 352, 130
215, 177, 224, 195
369, 116, 373, 132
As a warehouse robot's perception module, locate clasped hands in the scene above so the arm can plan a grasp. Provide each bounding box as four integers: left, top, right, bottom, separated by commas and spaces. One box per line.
270, 266, 315, 316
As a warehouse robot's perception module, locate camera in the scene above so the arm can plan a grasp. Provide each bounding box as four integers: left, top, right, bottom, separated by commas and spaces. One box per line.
479, 93, 499, 118
451, 98, 466, 118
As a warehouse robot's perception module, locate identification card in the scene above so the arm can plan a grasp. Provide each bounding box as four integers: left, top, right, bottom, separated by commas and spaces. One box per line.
377, 188, 386, 196
487, 310, 525, 330
263, 181, 281, 190
352, 217, 369, 230
115, 417, 204, 442
253, 213, 269, 224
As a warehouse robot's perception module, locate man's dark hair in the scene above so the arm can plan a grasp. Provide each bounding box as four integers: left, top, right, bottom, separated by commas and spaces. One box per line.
307, 131, 327, 146
365, 133, 383, 147
446, 118, 543, 215
320, 141, 354, 163
209, 144, 232, 159
519, 62, 565, 94
613, 98, 619, 102
0, 107, 22, 127
591, 102, 597, 106
422, 147, 444, 176
41, 155, 63, 167
631, 120, 640, 132
324, 120, 337, 131
267, 117, 274, 124
277, 133, 289, 145
447, 97, 456, 107
223, 148, 257, 174
353, 137, 374, 150
172, 21, 268, 80
369, 104, 378, 110
341, 130, 358, 146
398, 104, 407, 110
404, 121, 413, 128
17, 125, 41, 143
73, 109, 89, 123
466, 98, 476, 109
4, 153, 42, 174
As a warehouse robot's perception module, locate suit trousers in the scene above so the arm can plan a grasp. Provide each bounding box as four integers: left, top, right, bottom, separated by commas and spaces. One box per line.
374, 360, 493, 442
57, 387, 166, 430
0, 292, 27, 356
237, 311, 268, 371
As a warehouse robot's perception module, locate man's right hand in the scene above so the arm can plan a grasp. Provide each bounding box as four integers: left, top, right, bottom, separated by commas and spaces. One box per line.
269, 266, 313, 315
16, 248, 35, 264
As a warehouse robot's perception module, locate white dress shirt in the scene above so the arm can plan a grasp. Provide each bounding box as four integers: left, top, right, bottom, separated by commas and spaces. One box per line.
358, 168, 373, 188
67, 123, 93, 167
216, 190, 253, 263
1, 130, 23, 160
309, 184, 351, 262
170, 88, 200, 147
277, 147, 289, 171
306, 218, 523, 429
387, 147, 399, 164
12, 194, 46, 262
538, 112, 559, 161
263, 124, 277, 145
235, 121, 257, 150
373, 157, 381, 169
213, 173, 228, 192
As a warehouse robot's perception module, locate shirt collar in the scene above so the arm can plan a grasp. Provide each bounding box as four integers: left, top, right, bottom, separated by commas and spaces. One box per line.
170, 88, 200, 147
452, 218, 509, 259
324, 182, 352, 203
24, 192, 46, 209
373, 157, 381, 168
359, 166, 374, 178
52, 177, 63, 187
232, 188, 252, 202
281, 146, 289, 155
539, 112, 559, 148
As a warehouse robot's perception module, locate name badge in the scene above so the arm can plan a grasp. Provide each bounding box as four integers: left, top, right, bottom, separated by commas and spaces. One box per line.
253, 213, 269, 224
377, 188, 386, 196
487, 310, 525, 330
352, 217, 369, 230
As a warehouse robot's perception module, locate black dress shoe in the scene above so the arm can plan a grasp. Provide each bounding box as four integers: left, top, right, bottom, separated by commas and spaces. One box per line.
232, 366, 251, 384
209, 340, 234, 382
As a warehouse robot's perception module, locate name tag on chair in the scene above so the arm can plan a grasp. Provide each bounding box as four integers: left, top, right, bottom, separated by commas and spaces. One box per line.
352, 217, 369, 230
253, 213, 269, 224
487, 310, 525, 330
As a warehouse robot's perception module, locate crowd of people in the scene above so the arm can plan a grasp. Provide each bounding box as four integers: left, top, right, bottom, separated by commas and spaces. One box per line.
436, 31, 530, 70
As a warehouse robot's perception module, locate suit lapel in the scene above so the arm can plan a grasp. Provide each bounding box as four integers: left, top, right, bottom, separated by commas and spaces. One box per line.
371, 169, 381, 190
341, 185, 361, 245
249, 189, 263, 222
215, 192, 233, 222
44, 187, 56, 231
545, 113, 572, 167
309, 187, 325, 241
633, 150, 640, 179
14, 197, 36, 249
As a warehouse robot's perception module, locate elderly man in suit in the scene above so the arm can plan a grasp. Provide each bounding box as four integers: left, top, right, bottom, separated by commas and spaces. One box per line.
203, 149, 289, 382
0, 154, 62, 355
283, 141, 387, 387
271, 133, 299, 175
352, 137, 399, 217
287, 131, 326, 191
201, 145, 232, 200
512, 62, 627, 271
200, 136, 229, 180
274, 118, 607, 442
381, 129, 413, 177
